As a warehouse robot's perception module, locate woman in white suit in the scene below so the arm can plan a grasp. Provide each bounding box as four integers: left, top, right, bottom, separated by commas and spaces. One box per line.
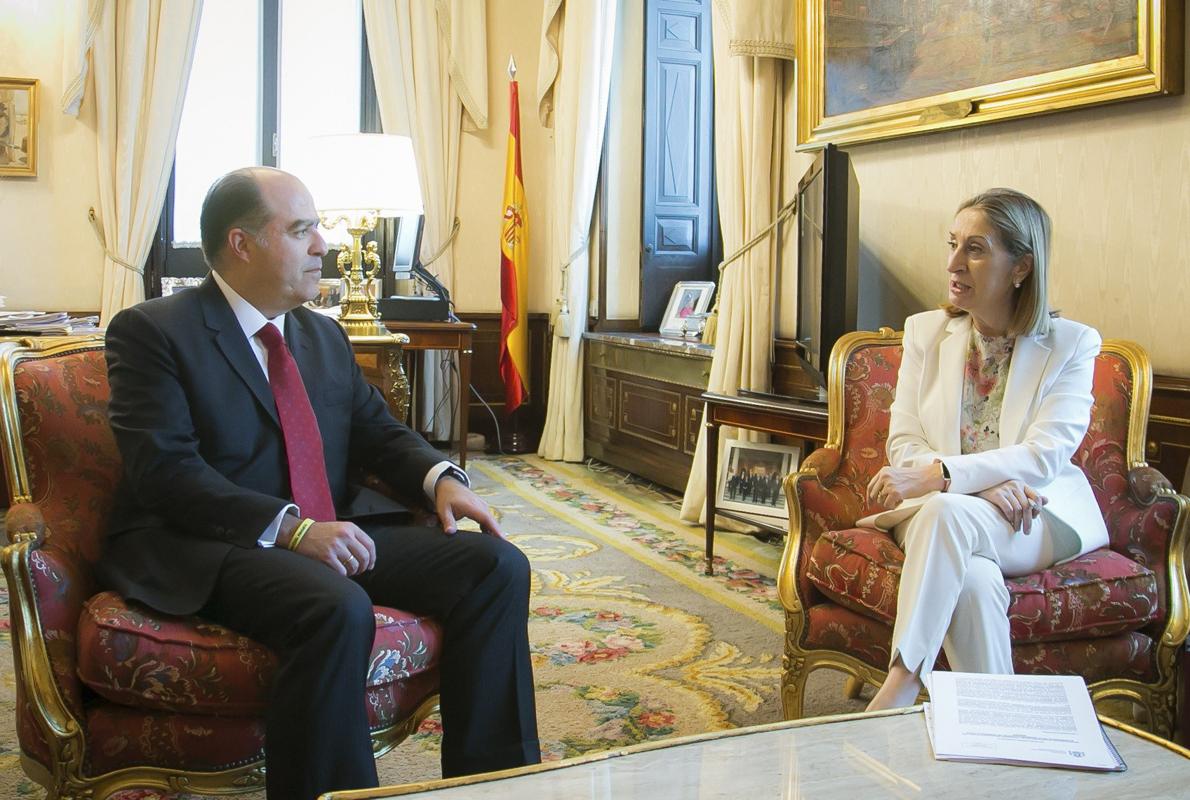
863, 188, 1109, 711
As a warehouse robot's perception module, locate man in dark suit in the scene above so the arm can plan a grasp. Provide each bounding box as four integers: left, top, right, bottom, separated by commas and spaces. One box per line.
101, 167, 540, 800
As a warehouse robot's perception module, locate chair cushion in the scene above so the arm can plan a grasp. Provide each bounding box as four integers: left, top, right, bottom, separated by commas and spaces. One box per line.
803, 603, 1157, 683
77, 591, 442, 715
806, 528, 1159, 644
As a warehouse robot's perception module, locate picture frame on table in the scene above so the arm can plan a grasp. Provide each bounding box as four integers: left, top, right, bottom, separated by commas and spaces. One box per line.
658, 281, 716, 337
0, 77, 38, 177
795, 0, 1183, 148
716, 439, 801, 522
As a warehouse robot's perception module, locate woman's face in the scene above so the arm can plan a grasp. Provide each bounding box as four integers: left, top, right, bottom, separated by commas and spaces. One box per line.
946, 208, 1029, 332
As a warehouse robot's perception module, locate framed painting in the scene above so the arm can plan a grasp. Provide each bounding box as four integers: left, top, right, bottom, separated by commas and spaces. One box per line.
795, 1, 1183, 148
0, 77, 38, 177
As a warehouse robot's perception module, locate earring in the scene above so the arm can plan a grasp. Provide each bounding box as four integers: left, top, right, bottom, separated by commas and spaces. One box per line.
1014, 280, 1022, 288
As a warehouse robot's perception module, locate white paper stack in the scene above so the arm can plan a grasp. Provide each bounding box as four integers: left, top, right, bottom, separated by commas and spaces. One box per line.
922, 672, 1125, 772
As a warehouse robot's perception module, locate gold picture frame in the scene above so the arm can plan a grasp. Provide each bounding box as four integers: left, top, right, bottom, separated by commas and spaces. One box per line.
796, 1, 1183, 149
0, 77, 38, 177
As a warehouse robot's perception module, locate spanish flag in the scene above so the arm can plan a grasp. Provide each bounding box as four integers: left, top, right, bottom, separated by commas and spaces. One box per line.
499, 73, 529, 415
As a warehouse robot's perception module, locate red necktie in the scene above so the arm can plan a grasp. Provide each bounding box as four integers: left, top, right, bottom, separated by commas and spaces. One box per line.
256, 323, 336, 521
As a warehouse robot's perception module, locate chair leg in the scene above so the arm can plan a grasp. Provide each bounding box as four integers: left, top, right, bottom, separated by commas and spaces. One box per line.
781, 651, 809, 720
843, 675, 865, 700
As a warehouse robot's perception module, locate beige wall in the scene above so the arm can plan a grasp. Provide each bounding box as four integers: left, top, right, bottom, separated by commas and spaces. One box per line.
451, 0, 555, 315
0, 0, 104, 311
844, 11, 1190, 377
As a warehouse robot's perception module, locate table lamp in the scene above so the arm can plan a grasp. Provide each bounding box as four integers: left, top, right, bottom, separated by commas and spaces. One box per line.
303, 133, 423, 337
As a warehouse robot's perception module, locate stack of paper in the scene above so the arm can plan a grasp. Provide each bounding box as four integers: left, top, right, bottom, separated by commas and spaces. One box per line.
0, 311, 100, 336
922, 672, 1125, 772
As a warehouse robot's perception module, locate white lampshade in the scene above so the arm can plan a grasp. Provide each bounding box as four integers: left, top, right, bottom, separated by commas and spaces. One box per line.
301, 133, 423, 217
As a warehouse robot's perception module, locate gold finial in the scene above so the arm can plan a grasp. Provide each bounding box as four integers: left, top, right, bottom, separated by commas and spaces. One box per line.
508, 56, 517, 81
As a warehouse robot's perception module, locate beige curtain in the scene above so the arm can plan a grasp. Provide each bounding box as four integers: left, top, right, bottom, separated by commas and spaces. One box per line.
363, 0, 487, 441
88, 0, 202, 323
536, 0, 618, 461
679, 0, 798, 523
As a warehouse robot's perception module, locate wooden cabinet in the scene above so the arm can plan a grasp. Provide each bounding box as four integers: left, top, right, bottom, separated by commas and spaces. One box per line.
583, 333, 712, 492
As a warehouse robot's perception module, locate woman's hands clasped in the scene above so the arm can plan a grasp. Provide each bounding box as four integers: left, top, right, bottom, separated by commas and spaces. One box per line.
866, 462, 945, 509
977, 479, 1048, 535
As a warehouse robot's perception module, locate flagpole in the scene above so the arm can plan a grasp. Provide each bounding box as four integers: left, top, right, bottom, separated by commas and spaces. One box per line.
499, 52, 533, 452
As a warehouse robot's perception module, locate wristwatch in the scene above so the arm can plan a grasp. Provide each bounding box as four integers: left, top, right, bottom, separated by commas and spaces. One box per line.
438, 466, 469, 487
937, 460, 952, 493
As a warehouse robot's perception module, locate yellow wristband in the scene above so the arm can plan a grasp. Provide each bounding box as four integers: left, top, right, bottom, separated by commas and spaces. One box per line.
287, 518, 316, 551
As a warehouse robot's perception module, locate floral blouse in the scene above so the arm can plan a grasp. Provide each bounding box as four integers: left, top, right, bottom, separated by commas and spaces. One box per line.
960, 330, 1014, 455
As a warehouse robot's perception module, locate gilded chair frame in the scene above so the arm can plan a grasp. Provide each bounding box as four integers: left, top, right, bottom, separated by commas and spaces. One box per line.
0, 339, 438, 799
777, 329, 1190, 737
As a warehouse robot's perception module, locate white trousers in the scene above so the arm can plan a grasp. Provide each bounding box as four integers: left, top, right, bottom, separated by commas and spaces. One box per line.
890, 493, 1063, 676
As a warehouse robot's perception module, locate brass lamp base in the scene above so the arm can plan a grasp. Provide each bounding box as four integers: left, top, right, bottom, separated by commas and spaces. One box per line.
331, 213, 389, 338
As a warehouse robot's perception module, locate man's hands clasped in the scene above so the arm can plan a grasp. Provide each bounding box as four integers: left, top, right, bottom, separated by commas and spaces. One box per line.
280, 474, 504, 576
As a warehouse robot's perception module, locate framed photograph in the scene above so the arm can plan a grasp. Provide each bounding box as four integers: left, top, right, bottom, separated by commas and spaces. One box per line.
658, 281, 715, 337
0, 77, 38, 177
716, 439, 801, 521
795, 1, 1183, 148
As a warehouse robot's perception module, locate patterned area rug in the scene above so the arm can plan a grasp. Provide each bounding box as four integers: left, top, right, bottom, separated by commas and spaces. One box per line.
0, 456, 864, 798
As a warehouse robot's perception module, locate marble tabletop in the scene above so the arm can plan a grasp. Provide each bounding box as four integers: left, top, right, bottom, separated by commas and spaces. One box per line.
321, 707, 1190, 800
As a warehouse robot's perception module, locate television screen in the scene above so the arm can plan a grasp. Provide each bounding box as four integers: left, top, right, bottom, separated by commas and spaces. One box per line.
795, 143, 858, 386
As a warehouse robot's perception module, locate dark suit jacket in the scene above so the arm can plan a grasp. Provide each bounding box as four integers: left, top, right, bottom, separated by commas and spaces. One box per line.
101, 277, 443, 615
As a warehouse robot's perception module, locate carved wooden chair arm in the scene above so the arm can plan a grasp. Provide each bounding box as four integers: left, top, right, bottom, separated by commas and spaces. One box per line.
5, 501, 47, 547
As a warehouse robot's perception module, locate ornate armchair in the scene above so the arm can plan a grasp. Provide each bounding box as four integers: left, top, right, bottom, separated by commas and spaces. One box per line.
0, 339, 440, 798
778, 329, 1190, 737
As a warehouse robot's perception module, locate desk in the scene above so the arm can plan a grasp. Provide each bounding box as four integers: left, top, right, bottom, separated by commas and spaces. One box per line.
382, 320, 477, 469
322, 707, 1190, 799
702, 391, 828, 575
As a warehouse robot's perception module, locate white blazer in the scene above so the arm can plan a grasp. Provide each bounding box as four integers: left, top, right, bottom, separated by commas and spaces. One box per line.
866, 309, 1109, 558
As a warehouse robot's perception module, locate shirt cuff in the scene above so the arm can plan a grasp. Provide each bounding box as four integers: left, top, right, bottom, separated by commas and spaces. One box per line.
258, 504, 299, 547
423, 460, 469, 500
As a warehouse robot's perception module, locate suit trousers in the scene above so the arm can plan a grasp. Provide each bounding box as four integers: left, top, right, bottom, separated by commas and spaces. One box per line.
200, 523, 541, 800
890, 493, 1064, 677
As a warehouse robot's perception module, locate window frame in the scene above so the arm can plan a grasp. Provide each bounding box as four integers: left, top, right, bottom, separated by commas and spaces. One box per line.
146, 0, 388, 298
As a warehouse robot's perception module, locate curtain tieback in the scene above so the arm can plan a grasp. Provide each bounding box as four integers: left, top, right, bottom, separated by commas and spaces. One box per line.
702, 195, 797, 346
419, 217, 461, 268
552, 236, 590, 339
88, 207, 144, 276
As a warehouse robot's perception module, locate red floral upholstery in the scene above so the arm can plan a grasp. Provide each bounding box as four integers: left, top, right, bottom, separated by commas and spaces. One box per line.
803, 603, 1156, 685
808, 527, 1159, 642
78, 592, 441, 715
780, 332, 1190, 737
1, 342, 441, 796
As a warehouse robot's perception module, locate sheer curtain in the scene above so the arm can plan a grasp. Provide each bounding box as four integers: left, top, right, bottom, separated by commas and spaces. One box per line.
679, 0, 797, 523
535, 0, 618, 461
71, 0, 203, 323
363, 0, 487, 442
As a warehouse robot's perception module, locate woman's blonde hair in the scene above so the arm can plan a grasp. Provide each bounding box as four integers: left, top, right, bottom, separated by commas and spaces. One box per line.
944, 188, 1053, 337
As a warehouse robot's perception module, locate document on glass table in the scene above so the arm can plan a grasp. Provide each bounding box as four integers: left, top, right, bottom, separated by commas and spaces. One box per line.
922, 672, 1125, 772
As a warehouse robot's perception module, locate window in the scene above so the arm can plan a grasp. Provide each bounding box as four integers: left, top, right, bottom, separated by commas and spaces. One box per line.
595, 0, 718, 331
150, 0, 367, 293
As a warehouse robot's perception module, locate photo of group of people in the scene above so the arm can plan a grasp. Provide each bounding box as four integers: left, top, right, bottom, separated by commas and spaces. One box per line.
715, 439, 801, 521
724, 467, 783, 508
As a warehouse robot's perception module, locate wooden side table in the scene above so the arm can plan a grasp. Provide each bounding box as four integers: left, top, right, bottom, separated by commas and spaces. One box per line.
702, 391, 829, 575
349, 332, 411, 423
382, 320, 477, 469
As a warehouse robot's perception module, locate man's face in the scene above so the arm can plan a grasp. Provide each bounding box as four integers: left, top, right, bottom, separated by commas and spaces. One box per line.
240, 173, 328, 315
